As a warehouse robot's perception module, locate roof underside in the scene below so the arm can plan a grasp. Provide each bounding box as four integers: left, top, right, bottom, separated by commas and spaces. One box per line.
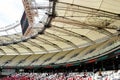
0, 0, 120, 55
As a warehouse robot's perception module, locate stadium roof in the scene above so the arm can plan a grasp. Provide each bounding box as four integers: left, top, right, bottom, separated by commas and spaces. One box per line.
0, 0, 120, 55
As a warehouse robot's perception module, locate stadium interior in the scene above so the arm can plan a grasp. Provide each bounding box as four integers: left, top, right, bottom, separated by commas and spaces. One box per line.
0, 0, 120, 80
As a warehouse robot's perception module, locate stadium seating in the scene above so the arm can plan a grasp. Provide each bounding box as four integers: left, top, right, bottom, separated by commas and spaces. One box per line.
1, 70, 120, 80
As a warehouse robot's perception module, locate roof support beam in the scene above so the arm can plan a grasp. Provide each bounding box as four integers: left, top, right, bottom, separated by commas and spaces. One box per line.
51, 25, 95, 44
67, 47, 89, 61
28, 40, 49, 53
57, 2, 120, 20
41, 52, 59, 65
7, 45, 21, 54
52, 17, 114, 36
53, 17, 116, 30
96, 28, 114, 37
36, 37, 63, 51
29, 54, 45, 66
0, 48, 6, 55
17, 55, 31, 66
18, 43, 35, 54
45, 31, 79, 48
4, 55, 17, 66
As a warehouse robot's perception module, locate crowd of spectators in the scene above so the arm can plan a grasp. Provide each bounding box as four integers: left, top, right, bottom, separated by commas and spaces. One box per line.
1, 70, 120, 80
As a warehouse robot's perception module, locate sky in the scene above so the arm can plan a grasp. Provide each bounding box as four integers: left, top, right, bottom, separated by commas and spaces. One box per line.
0, 0, 49, 36
0, 0, 48, 28
0, 0, 24, 29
